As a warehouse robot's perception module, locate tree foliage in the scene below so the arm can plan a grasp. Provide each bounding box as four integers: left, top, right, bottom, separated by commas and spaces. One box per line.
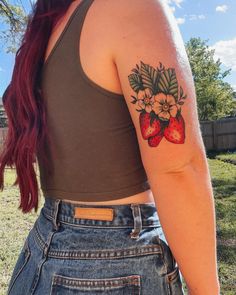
185, 37, 236, 121
0, 0, 31, 53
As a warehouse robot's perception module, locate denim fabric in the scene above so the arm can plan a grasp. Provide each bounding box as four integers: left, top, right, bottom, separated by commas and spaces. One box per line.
7, 196, 185, 295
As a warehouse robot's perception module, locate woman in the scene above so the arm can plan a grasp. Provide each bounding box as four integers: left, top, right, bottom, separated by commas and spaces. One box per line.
1, 0, 220, 294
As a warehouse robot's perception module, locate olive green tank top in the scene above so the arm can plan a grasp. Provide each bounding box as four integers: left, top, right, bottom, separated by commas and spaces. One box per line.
37, 0, 150, 202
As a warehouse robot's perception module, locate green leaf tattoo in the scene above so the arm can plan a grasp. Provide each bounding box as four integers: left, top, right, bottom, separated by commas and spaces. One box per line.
157, 68, 178, 101
128, 61, 188, 147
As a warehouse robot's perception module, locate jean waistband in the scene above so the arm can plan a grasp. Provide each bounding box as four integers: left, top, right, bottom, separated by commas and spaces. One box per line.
42, 196, 161, 239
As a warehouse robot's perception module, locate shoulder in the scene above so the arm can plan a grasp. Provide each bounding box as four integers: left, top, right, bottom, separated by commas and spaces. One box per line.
102, 0, 167, 15
95, 0, 181, 57
95, 1, 204, 175
101, 0, 175, 30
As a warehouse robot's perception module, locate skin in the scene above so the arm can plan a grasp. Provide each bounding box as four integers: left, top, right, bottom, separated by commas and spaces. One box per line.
44, 0, 220, 293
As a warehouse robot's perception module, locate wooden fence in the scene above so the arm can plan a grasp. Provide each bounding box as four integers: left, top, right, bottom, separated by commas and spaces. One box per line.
0, 117, 236, 152
0, 127, 7, 152
200, 117, 236, 152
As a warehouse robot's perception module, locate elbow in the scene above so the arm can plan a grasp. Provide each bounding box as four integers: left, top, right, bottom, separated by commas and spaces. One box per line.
145, 146, 208, 178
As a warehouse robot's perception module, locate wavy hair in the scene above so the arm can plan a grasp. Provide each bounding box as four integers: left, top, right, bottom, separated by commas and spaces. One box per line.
0, 0, 74, 213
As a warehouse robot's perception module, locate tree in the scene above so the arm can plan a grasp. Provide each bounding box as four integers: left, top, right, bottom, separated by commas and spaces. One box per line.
0, 0, 31, 53
185, 37, 236, 121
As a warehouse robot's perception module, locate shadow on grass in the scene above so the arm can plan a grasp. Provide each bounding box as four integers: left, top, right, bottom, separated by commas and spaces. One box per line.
207, 149, 236, 159
217, 245, 236, 294
211, 178, 236, 199
217, 244, 236, 264
217, 227, 236, 240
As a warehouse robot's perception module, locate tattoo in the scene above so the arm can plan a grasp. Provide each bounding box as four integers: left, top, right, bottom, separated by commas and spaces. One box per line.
128, 61, 187, 147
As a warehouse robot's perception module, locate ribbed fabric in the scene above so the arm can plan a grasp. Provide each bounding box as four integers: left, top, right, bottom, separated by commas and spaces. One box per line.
37, 0, 151, 201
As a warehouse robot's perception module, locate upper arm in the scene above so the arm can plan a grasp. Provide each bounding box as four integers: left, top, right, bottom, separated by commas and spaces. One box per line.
107, 0, 206, 175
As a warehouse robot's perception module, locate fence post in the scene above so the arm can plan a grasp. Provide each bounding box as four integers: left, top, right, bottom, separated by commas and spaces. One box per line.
212, 120, 218, 150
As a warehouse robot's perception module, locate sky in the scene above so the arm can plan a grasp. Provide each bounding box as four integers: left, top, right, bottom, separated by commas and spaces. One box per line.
0, 0, 236, 97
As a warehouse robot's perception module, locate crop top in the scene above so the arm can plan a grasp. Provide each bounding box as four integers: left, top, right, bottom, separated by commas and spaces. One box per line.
36, 0, 151, 202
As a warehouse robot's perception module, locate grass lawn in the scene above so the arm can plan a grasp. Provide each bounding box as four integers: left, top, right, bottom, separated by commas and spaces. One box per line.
0, 154, 235, 295
215, 151, 236, 165
207, 156, 236, 295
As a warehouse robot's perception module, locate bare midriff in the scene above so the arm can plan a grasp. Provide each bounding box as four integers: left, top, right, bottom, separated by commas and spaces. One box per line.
62, 189, 155, 205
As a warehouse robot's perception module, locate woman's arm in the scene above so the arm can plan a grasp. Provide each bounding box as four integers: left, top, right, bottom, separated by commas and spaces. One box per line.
147, 157, 220, 295
104, 0, 220, 293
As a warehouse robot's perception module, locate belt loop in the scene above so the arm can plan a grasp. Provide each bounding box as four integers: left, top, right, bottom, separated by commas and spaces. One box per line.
52, 199, 61, 231
130, 203, 142, 239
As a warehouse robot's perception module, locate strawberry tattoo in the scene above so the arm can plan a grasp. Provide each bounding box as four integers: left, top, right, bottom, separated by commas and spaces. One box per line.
164, 112, 185, 144
139, 112, 161, 139
129, 61, 188, 147
148, 131, 164, 147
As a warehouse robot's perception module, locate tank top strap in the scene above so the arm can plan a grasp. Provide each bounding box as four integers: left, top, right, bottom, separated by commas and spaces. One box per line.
64, 0, 124, 98
75, 0, 95, 31
43, 0, 95, 71
72, 0, 95, 74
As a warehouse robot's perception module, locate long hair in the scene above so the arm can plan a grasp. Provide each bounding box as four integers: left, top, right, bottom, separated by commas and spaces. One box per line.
0, 0, 74, 213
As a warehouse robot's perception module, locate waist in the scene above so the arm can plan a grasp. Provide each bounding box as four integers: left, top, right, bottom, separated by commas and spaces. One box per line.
61, 189, 154, 205
41, 195, 160, 228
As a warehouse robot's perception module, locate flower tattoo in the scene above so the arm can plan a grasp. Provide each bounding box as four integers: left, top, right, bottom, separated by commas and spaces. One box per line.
128, 61, 187, 147
152, 93, 179, 120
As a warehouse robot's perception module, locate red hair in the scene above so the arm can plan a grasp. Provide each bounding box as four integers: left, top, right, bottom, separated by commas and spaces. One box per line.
0, 0, 74, 213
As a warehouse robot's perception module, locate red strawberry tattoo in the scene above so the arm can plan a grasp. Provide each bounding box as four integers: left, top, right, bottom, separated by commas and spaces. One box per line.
148, 130, 164, 147
139, 112, 161, 139
128, 61, 188, 147
164, 113, 185, 144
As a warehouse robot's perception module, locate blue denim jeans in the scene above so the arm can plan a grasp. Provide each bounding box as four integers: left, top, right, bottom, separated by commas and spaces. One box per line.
7, 196, 185, 294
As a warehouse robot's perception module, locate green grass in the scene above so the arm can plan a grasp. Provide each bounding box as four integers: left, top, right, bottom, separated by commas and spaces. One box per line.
0, 168, 43, 294
0, 155, 235, 295
208, 155, 236, 294
215, 151, 236, 165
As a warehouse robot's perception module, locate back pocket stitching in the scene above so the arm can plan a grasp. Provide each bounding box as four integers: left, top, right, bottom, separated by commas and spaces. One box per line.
49, 273, 141, 294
